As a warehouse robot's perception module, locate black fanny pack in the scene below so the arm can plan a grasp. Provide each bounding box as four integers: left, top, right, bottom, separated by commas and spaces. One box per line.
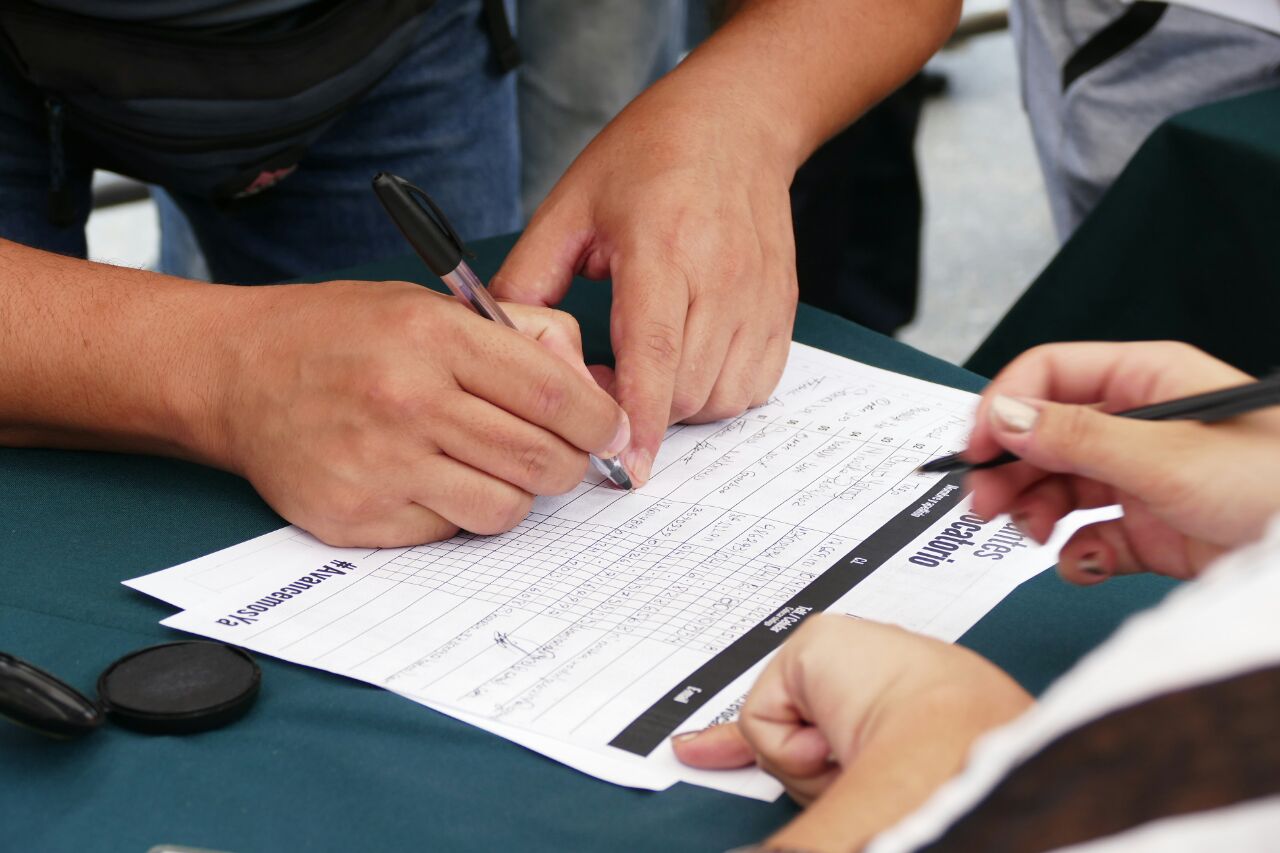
0, 0, 518, 222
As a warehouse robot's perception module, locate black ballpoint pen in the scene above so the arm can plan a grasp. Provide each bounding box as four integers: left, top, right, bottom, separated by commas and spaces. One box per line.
917, 371, 1280, 475
373, 171, 634, 490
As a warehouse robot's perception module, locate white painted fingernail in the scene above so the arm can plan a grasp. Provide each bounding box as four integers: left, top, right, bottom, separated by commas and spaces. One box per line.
990, 395, 1039, 433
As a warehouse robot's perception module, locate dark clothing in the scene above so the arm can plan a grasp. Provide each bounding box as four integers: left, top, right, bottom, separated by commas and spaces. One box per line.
791, 75, 928, 336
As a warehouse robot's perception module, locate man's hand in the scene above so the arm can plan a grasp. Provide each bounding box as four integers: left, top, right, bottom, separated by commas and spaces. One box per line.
674, 615, 1030, 852
964, 342, 1280, 584
493, 73, 798, 485
212, 282, 629, 546
492, 0, 961, 484
0, 239, 628, 549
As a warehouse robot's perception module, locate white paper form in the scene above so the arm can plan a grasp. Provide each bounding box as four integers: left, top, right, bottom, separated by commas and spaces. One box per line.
133, 343, 1082, 798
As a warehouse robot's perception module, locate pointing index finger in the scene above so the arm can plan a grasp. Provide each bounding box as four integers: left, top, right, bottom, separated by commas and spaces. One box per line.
611, 253, 690, 485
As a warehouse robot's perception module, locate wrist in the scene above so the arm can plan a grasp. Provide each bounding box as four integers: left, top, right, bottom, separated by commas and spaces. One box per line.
132, 279, 248, 469
653, 53, 812, 179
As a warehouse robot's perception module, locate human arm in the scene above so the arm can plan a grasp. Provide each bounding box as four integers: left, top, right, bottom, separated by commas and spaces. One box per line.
0, 239, 628, 546
492, 0, 962, 484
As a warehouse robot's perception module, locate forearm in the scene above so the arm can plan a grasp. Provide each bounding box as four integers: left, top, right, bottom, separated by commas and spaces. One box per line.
672, 0, 960, 172
0, 239, 236, 464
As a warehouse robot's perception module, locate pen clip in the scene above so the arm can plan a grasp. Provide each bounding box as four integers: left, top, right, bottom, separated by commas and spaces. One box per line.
394, 175, 476, 262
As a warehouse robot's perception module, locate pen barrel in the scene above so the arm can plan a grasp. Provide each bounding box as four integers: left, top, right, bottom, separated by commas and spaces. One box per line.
442, 263, 517, 330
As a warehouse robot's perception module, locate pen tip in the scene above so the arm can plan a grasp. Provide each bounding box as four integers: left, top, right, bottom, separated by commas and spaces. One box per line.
591, 455, 635, 491
916, 458, 959, 475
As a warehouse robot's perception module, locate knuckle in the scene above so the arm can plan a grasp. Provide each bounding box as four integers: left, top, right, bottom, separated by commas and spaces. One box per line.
487, 271, 515, 297
1022, 343, 1057, 362
528, 370, 569, 422
322, 489, 383, 531
549, 310, 583, 344
1043, 404, 1093, 453
514, 439, 557, 488
736, 703, 765, 749
669, 387, 704, 422
1136, 428, 1198, 497
491, 491, 534, 532
462, 485, 533, 535
385, 292, 440, 340
1003, 343, 1058, 379
637, 319, 681, 367
360, 367, 425, 422
304, 519, 356, 548
701, 380, 755, 422
422, 517, 461, 544
549, 453, 590, 495
1151, 340, 1197, 359
698, 399, 743, 423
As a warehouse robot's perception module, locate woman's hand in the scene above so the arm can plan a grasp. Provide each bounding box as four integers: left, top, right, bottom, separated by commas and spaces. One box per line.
965, 341, 1280, 583
674, 615, 1029, 852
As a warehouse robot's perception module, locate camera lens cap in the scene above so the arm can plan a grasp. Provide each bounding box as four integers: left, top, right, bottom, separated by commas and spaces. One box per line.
97, 642, 260, 735
0, 652, 103, 738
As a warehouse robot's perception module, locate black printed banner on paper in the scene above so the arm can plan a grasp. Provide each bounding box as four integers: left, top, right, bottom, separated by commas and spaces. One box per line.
608, 472, 967, 756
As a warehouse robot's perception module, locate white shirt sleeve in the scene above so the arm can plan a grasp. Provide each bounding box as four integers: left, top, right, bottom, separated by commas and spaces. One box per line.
867, 515, 1280, 853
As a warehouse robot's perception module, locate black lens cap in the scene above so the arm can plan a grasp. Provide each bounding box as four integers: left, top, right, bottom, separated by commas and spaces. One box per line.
97, 642, 260, 735
0, 652, 104, 738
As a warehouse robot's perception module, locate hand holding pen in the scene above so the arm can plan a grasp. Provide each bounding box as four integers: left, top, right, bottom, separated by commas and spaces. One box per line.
374, 172, 635, 491
934, 342, 1280, 585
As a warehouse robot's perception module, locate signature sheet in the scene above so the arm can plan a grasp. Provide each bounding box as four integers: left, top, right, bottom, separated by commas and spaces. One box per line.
128, 344, 1084, 799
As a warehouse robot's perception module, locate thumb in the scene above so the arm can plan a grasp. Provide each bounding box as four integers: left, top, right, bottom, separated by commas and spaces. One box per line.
489, 206, 585, 308
987, 394, 1196, 493
670, 723, 757, 770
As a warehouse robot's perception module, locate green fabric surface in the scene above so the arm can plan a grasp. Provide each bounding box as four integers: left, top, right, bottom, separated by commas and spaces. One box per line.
968, 86, 1280, 378
1, 234, 1173, 852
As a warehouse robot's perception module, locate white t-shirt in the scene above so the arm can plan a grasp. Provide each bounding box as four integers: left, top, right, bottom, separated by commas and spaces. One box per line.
867, 516, 1280, 852
1128, 0, 1280, 34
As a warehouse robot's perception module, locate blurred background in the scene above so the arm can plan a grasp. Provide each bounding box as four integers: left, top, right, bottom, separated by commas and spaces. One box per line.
84, 0, 1053, 367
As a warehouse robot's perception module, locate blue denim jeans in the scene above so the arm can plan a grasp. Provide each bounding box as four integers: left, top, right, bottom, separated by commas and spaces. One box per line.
515, 0, 684, 219
0, 0, 520, 284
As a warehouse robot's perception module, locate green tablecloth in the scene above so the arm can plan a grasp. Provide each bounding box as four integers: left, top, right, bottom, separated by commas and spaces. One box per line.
968, 86, 1280, 379
0, 235, 1173, 852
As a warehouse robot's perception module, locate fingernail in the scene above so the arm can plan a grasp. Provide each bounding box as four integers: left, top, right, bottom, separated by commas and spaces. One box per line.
603, 412, 631, 458
990, 394, 1039, 433
1078, 551, 1109, 578
1012, 513, 1033, 539
622, 447, 653, 487
670, 730, 702, 745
